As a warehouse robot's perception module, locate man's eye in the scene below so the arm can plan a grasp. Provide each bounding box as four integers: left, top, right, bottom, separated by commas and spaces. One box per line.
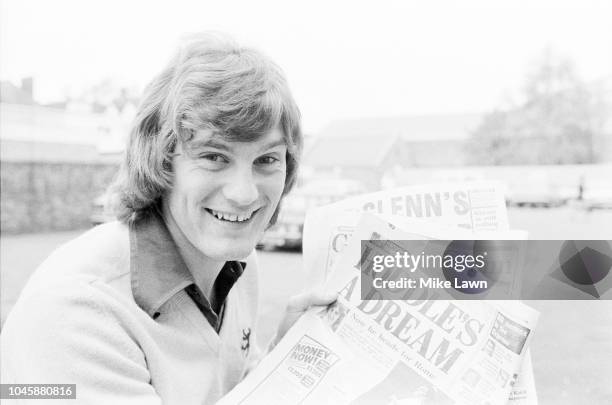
200, 153, 229, 163
256, 156, 280, 165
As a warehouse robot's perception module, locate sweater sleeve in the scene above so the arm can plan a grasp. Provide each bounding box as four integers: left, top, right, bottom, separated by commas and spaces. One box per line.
0, 281, 162, 405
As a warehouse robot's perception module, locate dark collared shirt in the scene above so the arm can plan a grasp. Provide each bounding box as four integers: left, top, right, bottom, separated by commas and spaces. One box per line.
129, 210, 245, 332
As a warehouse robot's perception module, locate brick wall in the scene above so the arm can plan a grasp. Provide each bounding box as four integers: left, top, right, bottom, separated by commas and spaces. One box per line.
1, 161, 119, 233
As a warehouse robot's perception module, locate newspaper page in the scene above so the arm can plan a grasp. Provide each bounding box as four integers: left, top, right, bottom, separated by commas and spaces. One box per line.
322, 213, 539, 404
299, 182, 536, 403
303, 181, 510, 285
221, 213, 539, 405
320, 213, 538, 404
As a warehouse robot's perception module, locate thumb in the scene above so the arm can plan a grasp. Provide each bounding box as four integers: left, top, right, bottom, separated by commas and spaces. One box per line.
286, 290, 338, 313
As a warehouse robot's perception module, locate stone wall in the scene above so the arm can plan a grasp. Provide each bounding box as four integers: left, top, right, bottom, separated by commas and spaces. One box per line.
1, 161, 119, 233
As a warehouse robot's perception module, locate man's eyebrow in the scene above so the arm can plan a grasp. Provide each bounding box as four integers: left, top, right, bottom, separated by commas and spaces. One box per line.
260, 139, 287, 152
186, 137, 286, 152
188, 138, 232, 151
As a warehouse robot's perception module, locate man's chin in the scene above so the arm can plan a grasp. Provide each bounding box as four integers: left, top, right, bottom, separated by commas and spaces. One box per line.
201, 242, 255, 262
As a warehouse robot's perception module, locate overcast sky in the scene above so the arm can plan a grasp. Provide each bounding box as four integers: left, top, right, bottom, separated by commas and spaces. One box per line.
1, 0, 611, 133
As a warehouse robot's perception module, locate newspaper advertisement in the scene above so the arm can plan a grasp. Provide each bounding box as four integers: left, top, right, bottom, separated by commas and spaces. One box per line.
303, 181, 511, 284
221, 212, 539, 405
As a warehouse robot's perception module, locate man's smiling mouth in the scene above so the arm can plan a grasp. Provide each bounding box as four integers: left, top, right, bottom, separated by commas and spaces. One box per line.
204, 208, 259, 223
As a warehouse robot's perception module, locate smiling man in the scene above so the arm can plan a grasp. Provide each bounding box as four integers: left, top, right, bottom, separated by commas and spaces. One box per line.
168, 127, 288, 265
1, 33, 335, 404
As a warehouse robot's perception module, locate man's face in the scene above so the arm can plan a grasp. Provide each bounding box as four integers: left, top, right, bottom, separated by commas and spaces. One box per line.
165, 127, 287, 260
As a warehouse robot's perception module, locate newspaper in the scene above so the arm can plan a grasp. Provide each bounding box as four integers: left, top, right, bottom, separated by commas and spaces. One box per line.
301, 182, 537, 404
323, 213, 539, 403
221, 212, 539, 405
303, 181, 511, 285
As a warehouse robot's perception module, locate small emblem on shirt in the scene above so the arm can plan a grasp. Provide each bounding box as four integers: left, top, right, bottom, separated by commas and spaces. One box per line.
241, 327, 251, 356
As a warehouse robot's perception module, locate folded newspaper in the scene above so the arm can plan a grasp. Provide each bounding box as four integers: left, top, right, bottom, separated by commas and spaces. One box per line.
220, 182, 539, 405
302, 181, 512, 286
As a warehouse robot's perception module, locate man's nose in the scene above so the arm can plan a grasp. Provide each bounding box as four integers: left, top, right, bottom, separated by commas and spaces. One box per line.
222, 166, 259, 207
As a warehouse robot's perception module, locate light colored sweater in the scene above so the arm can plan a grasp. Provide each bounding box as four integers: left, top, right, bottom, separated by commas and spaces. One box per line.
1, 220, 261, 404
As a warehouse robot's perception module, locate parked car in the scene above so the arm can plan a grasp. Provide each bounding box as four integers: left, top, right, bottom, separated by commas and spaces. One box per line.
581, 178, 612, 211
506, 173, 576, 208
258, 179, 367, 250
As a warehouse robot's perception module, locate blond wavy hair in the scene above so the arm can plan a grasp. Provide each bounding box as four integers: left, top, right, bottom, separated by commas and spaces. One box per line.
111, 32, 302, 224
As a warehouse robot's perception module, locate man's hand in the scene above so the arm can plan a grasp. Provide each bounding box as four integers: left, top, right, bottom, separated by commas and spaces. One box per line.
273, 290, 338, 347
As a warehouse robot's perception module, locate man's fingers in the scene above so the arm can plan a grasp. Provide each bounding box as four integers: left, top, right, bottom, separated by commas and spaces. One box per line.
307, 291, 338, 307
286, 291, 338, 313
275, 291, 339, 344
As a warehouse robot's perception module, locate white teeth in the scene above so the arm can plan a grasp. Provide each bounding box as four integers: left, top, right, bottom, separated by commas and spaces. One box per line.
209, 209, 253, 222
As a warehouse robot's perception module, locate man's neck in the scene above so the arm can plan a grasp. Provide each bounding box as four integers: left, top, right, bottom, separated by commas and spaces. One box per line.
161, 202, 224, 299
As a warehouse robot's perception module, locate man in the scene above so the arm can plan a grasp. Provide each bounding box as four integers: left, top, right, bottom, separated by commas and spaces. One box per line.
1, 33, 335, 404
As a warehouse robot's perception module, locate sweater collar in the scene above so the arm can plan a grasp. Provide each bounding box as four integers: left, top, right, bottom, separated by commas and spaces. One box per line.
129, 209, 194, 318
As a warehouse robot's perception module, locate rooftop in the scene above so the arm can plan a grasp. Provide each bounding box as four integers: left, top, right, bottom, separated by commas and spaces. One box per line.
317, 113, 484, 141
304, 135, 401, 168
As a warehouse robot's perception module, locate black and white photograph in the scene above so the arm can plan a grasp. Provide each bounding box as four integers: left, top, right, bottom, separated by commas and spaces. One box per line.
1, 0, 611, 404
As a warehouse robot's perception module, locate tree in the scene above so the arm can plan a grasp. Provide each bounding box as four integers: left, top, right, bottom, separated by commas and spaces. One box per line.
469, 50, 609, 165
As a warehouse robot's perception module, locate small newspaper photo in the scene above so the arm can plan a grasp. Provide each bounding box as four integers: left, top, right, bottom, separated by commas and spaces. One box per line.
220, 182, 540, 405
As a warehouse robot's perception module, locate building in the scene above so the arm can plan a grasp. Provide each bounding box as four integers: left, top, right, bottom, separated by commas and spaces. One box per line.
303, 134, 402, 190
1, 79, 132, 233
317, 113, 483, 168
306, 113, 483, 189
